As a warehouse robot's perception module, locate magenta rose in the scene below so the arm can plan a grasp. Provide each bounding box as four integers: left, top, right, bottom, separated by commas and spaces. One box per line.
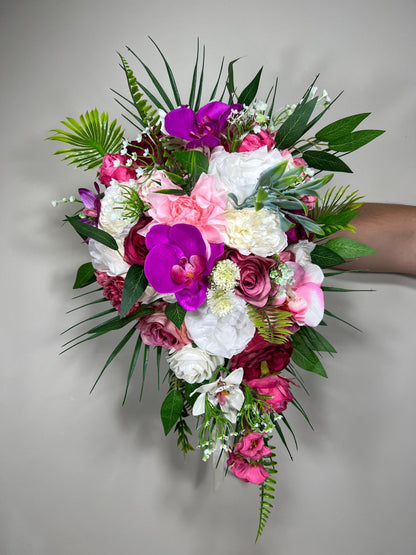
226, 248, 276, 307
230, 332, 292, 380
128, 133, 167, 167
245, 374, 294, 412
95, 271, 140, 315
123, 216, 152, 266
227, 452, 269, 484
238, 129, 276, 152
136, 301, 192, 350
99, 153, 138, 187
234, 432, 271, 461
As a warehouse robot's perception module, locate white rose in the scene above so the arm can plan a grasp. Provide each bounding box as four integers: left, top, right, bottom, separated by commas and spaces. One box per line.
208, 146, 285, 205
88, 238, 130, 277
289, 240, 316, 266
167, 344, 224, 384
223, 207, 288, 256
185, 298, 255, 359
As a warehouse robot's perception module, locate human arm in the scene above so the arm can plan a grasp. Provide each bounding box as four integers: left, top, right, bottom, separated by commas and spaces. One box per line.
333, 203, 416, 275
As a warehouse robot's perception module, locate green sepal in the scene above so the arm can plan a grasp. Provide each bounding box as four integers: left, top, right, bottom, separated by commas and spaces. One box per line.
315, 113, 371, 142
172, 149, 209, 182
65, 216, 118, 250
165, 302, 186, 330
325, 237, 377, 258
119, 265, 148, 318
160, 390, 184, 435
310, 244, 345, 268
73, 262, 96, 289
238, 67, 263, 106
291, 334, 328, 377
274, 96, 318, 150
302, 150, 353, 173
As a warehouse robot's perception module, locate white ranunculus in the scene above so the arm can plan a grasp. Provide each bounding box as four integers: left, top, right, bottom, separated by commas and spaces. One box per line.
167, 344, 224, 384
185, 297, 255, 359
289, 240, 316, 267
88, 238, 130, 277
208, 146, 285, 205
99, 181, 134, 238
223, 207, 288, 256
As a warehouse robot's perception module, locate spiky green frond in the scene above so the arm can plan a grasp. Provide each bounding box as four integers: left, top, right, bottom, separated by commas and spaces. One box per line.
311, 185, 363, 237
114, 54, 161, 129
247, 303, 294, 344
47, 109, 125, 170
255, 446, 278, 542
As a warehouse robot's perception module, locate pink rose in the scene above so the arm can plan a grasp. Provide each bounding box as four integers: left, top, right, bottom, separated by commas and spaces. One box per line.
281, 149, 306, 168
99, 153, 137, 187
230, 332, 293, 380
234, 432, 271, 461
239, 130, 276, 152
245, 374, 294, 412
136, 301, 192, 350
227, 452, 269, 484
123, 216, 152, 266
226, 248, 276, 307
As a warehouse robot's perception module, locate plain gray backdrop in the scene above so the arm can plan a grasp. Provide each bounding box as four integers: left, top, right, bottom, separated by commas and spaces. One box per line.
1, 1, 415, 554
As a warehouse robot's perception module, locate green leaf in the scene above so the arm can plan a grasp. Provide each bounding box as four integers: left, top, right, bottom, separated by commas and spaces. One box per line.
238, 67, 263, 106
165, 302, 186, 330
119, 265, 148, 318
148, 37, 182, 107
73, 262, 96, 289
291, 334, 328, 377
296, 326, 336, 353
329, 129, 385, 152
315, 113, 371, 142
310, 245, 345, 268
172, 149, 209, 181
65, 216, 118, 250
87, 306, 154, 336
302, 150, 353, 173
226, 57, 241, 103
122, 334, 142, 405
325, 237, 377, 258
274, 96, 318, 150
47, 109, 124, 170
324, 308, 362, 332
160, 390, 184, 435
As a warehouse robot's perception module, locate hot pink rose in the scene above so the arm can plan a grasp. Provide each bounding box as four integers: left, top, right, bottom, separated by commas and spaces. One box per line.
245, 374, 294, 412
226, 248, 276, 307
239, 130, 276, 152
99, 153, 138, 187
234, 432, 271, 460
230, 332, 293, 380
227, 452, 269, 484
136, 301, 192, 350
123, 216, 152, 266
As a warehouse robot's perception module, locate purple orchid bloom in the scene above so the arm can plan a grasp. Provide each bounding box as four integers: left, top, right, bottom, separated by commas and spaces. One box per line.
144, 223, 224, 311
78, 182, 101, 227
164, 101, 240, 149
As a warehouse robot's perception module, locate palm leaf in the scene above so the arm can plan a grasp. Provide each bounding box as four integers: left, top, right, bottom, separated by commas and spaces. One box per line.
47, 109, 125, 170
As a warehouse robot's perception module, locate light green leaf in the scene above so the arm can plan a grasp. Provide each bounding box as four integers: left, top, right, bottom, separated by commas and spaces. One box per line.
160, 390, 184, 435
325, 237, 377, 258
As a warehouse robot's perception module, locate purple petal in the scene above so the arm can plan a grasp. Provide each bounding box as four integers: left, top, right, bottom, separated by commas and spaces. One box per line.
145, 224, 171, 250
196, 102, 231, 125
169, 224, 206, 258
175, 280, 208, 311
78, 188, 97, 210
164, 106, 198, 140
144, 243, 184, 294
187, 135, 221, 149
204, 242, 224, 275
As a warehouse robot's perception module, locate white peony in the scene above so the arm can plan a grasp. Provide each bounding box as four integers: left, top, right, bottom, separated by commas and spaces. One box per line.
185, 297, 255, 359
88, 238, 130, 277
99, 181, 134, 238
208, 146, 285, 205
223, 207, 287, 256
167, 344, 224, 384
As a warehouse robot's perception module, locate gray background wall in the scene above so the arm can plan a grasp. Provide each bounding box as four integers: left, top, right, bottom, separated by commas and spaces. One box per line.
1, 1, 415, 554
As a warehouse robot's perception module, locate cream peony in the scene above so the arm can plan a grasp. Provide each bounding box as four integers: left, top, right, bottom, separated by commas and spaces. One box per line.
223, 207, 287, 256
208, 146, 285, 205
185, 297, 255, 358
88, 238, 130, 277
167, 344, 224, 384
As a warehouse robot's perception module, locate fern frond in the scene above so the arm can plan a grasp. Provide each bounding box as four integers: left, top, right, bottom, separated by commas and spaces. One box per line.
312, 185, 364, 237
255, 446, 278, 542
247, 303, 294, 344
47, 109, 125, 170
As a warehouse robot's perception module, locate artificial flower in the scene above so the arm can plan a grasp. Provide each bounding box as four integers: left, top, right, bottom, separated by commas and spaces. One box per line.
123, 216, 151, 266
238, 129, 276, 152
227, 452, 269, 484
245, 374, 294, 412
167, 344, 223, 384
78, 182, 101, 227
88, 237, 130, 277
136, 301, 192, 350
234, 432, 271, 460
99, 152, 138, 187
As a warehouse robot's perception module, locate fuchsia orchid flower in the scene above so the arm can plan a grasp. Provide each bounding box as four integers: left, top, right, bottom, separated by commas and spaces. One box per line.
78, 182, 101, 227
144, 223, 224, 311
164, 101, 240, 149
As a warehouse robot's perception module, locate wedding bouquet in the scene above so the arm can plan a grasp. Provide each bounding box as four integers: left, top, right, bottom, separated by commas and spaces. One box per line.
49, 40, 383, 539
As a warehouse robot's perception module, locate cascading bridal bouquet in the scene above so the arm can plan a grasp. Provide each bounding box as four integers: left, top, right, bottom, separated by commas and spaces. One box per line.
49, 40, 383, 540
